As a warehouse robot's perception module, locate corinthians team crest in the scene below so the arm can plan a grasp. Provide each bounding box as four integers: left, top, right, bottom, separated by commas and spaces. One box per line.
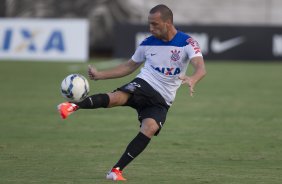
170, 49, 180, 61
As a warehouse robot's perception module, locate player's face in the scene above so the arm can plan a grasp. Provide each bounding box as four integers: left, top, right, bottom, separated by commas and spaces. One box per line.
148, 12, 168, 40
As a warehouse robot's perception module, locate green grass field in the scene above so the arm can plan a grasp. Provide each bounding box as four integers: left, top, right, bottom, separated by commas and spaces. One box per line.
0, 60, 282, 184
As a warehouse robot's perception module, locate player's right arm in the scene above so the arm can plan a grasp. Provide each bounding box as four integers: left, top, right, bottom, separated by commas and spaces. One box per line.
88, 59, 142, 80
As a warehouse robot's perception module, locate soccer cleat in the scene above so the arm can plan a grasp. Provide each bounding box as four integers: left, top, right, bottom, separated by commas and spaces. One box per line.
106, 168, 127, 181
57, 102, 79, 119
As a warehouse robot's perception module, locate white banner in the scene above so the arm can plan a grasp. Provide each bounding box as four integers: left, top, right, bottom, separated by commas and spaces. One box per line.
0, 18, 89, 62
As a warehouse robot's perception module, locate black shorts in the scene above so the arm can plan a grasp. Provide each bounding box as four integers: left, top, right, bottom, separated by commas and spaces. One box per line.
116, 78, 170, 135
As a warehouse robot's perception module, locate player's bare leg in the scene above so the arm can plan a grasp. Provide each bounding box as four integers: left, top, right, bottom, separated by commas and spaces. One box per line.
140, 118, 160, 138
106, 91, 131, 107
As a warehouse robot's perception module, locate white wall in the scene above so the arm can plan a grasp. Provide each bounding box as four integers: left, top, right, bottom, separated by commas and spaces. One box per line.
129, 0, 282, 26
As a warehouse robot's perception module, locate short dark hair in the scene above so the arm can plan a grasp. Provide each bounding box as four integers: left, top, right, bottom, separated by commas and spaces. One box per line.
150, 4, 173, 23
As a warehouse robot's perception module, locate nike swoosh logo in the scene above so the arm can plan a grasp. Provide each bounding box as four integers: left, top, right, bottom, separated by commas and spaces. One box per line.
151, 53, 157, 56
211, 36, 245, 53
127, 152, 134, 159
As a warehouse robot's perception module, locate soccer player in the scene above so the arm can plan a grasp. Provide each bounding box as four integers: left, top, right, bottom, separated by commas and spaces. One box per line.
58, 4, 206, 181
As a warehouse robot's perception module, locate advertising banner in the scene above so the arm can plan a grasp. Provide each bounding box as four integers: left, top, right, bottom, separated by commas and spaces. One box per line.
114, 24, 282, 61
0, 18, 89, 62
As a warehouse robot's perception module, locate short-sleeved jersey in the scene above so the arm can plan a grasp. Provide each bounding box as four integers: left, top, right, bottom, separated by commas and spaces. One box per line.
131, 31, 203, 106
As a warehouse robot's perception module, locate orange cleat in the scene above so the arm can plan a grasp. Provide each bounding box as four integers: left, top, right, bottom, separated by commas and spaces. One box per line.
57, 102, 79, 119
106, 167, 127, 181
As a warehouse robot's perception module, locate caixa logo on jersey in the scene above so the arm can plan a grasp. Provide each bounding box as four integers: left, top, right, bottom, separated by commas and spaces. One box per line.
0, 28, 65, 53
151, 65, 181, 76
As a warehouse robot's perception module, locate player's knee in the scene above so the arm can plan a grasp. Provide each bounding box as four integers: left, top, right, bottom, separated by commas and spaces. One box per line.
107, 91, 130, 107
140, 119, 159, 138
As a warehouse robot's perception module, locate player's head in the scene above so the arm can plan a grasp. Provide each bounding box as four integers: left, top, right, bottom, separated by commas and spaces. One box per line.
148, 4, 174, 40
150, 4, 173, 23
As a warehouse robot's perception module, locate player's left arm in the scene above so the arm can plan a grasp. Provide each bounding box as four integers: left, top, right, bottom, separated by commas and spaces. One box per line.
179, 56, 206, 96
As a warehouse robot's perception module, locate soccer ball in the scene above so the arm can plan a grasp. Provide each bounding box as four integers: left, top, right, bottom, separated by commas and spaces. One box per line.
61, 74, 90, 103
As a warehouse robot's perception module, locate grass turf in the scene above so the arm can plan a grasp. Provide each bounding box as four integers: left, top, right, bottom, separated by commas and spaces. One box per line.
0, 60, 281, 184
